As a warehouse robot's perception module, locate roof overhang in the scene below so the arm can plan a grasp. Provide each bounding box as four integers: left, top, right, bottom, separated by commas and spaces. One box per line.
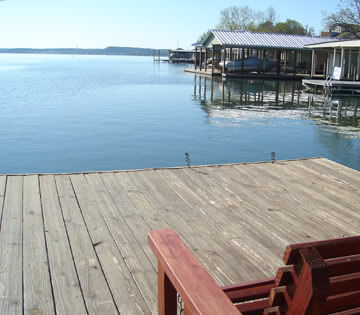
305, 39, 360, 49
199, 30, 337, 51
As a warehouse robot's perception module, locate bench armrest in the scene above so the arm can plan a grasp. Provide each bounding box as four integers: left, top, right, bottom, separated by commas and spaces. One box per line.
148, 229, 240, 315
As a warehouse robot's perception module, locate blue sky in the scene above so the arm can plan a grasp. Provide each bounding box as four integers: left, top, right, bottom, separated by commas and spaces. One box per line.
0, 0, 339, 49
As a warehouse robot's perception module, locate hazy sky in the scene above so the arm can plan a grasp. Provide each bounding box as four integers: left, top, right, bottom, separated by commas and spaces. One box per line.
0, 0, 339, 49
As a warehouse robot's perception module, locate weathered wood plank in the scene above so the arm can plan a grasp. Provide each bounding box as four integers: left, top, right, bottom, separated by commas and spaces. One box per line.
0, 158, 359, 314
128, 170, 235, 285
293, 160, 360, 211
23, 175, 55, 315
0, 176, 6, 231
127, 169, 259, 285
85, 173, 157, 313
0, 176, 23, 315
175, 167, 286, 277
313, 158, 360, 188
55, 175, 119, 315
157, 168, 269, 278
39, 175, 88, 315
99, 172, 158, 269
223, 164, 329, 242
234, 163, 346, 238
255, 162, 360, 235
70, 174, 150, 314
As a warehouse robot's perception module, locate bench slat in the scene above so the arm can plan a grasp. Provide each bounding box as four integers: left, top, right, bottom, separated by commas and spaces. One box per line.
222, 278, 275, 303
330, 306, 360, 315
236, 298, 269, 315
326, 291, 360, 314
326, 255, 360, 277
329, 272, 360, 296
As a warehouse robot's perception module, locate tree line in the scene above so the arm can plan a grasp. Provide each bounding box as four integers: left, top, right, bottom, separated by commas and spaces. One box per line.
199, 0, 360, 41
217, 6, 314, 35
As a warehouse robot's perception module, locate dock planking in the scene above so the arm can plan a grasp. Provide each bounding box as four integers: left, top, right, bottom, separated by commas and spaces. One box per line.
0, 157, 359, 314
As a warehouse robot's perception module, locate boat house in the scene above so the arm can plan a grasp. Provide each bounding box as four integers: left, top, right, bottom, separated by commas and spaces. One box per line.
190, 30, 337, 78
302, 39, 360, 93
305, 39, 360, 80
168, 48, 194, 63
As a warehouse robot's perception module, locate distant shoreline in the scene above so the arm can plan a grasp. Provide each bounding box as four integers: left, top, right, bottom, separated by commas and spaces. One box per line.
0, 47, 169, 57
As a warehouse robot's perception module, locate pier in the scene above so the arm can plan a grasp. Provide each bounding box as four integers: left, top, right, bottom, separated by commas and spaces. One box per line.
1, 158, 360, 314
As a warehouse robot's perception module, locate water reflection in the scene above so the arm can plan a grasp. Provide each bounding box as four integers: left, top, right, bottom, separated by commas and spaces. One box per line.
193, 75, 360, 131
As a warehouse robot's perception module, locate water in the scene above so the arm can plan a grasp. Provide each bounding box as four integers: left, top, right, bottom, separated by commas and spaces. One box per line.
0, 54, 359, 174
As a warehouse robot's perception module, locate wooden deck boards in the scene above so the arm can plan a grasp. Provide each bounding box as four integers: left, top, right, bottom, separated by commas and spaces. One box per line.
0, 158, 360, 314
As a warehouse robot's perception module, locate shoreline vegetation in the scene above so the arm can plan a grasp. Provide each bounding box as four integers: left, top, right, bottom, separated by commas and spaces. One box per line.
0, 46, 169, 56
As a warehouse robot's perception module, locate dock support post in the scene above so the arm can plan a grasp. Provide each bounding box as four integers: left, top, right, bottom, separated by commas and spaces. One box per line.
241, 48, 244, 73
204, 77, 207, 101
212, 47, 215, 74
346, 49, 351, 79
294, 51, 298, 77
194, 47, 198, 70
325, 51, 329, 78
194, 75, 197, 97
222, 47, 227, 74
332, 48, 337, 73
357, 49, 360, 80
277, 50, 281, 77
210, 77, 214, 102
311, 49, 316, 78
204, 48, 207, 72
340, 48, 345, 79
199, 47, 203, 72
199, 76, 202, 97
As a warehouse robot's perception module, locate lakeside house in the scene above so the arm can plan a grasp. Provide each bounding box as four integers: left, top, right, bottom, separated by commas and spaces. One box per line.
189, 30, 337, 78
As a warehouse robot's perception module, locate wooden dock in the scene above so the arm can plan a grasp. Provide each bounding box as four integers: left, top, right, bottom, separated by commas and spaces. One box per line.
185, 68, 305, 80
184, 68, 221, 77
303, 79, 360, 94
1, 158, 360, 315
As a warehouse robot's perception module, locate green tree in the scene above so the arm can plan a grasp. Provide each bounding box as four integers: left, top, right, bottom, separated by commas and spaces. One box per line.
198, 30, 211, 43
256, 21, 275, 33
273, 19, 311, 35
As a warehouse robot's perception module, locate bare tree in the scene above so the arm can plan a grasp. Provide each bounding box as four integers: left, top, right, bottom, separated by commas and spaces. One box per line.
324, 0, 360, 37
260, 7, 277, 25
217, 6, 257, 31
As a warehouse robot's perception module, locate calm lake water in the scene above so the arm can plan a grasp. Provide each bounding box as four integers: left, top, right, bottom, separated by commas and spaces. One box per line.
0, 54, 359, 173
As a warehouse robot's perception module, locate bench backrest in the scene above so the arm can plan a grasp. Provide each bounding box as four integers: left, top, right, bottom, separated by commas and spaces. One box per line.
273, 236, 360, 314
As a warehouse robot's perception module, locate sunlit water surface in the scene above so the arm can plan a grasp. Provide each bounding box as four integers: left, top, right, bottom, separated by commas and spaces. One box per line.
0, 54, 359, 173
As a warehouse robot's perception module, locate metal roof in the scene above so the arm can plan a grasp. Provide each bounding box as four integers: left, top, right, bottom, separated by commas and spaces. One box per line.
206, 30, 337, 49
305, 39, 360, 49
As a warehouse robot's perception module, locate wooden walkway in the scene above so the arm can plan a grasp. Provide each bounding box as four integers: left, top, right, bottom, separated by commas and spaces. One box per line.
0, 158, 359, 315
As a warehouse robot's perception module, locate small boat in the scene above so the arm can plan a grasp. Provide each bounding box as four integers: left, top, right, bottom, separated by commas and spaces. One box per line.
219, 57, 274, 73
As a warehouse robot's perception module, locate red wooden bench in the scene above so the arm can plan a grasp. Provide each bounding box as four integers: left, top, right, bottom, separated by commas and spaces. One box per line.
148, 229, 360, 315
